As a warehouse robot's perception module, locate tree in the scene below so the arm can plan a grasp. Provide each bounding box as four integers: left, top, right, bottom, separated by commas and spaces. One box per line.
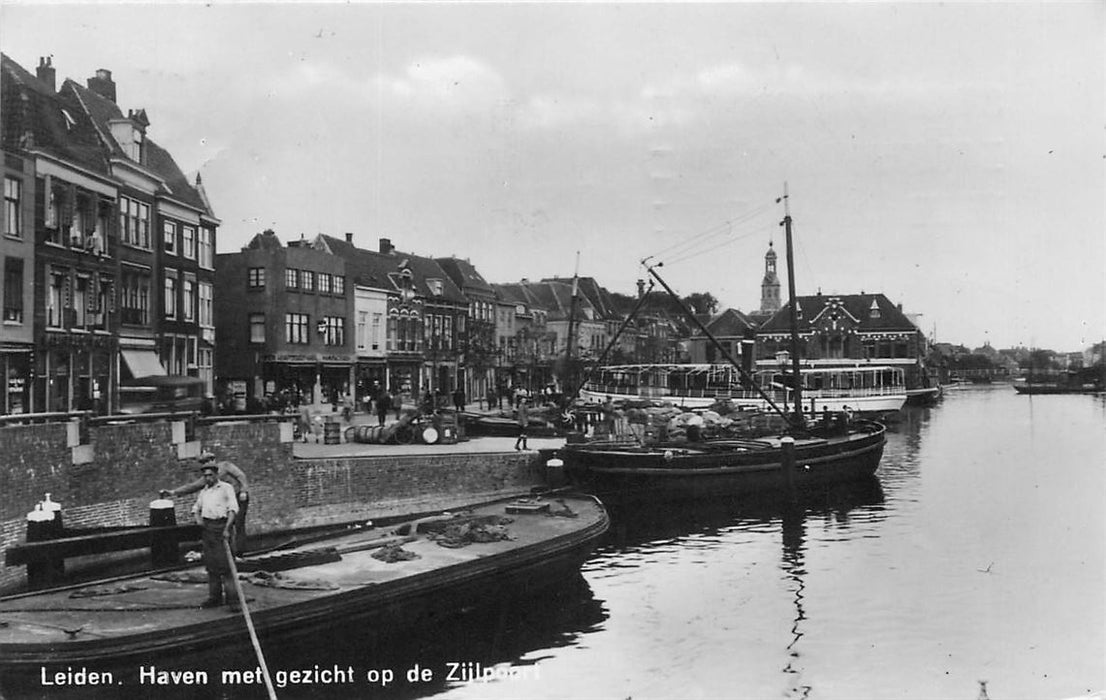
682, 292, 719, 316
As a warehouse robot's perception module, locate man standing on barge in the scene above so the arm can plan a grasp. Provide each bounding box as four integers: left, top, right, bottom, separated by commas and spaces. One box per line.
163, 452, 250, 552
192, 460, 241, 611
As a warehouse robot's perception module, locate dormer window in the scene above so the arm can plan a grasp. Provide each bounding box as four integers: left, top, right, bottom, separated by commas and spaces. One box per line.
427, 278, 443, 296
869, 300, 881, 319
129, 128, 143, 161
795, 301, 803, 319
60, 109, 76, 131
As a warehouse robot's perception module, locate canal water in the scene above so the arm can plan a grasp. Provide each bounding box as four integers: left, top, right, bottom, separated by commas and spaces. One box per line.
7, 387, 1103, 699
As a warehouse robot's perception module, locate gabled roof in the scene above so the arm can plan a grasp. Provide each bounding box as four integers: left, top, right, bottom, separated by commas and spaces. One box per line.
435, 257, 495, 296
757, 293, 920, 334
67, 80, 211, 214
494, 280, 599, 323
317, 235, 467, 303
540, 276, 621, 321
692, 308, 755, 338
1, 54, 109, 175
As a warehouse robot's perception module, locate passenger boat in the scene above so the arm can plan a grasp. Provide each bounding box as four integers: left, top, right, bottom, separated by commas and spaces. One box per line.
557, 188, 887, 502
578, 362, 908, 416
0, 492, 608, 673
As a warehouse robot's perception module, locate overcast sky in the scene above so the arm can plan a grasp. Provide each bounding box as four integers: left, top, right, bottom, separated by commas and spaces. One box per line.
3, 2, 1102, 352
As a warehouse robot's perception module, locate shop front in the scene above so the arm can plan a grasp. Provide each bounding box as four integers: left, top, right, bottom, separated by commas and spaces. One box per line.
1, 347, 32, 414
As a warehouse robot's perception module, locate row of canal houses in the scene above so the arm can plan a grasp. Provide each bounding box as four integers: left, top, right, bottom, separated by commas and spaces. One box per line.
1, 55, 217, 415
1, 53, 928, 417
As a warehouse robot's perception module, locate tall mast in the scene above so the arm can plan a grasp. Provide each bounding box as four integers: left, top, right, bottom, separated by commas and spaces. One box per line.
781, 183, 805, 427
564, 251, 581, 390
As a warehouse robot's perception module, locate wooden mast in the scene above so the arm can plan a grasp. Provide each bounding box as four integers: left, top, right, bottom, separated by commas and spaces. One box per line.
563, 251, 581, 393
781, 184, 805, 428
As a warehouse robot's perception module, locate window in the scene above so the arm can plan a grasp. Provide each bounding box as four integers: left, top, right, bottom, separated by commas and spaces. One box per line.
3, 257, 23, 322
285, 313, 309, 344
182, 277, 195, 321
357, 311, 367, 351
130, 128, 143, 162
119, 197, 150, 248
248, 267, 265, 288
73, 276, 88, 328
164, 272, 177, 318
3, 177, 21, 238
198, 282, 213, 326
198, 227, 214, 268
301, 270, 315, 292
250, 314, 265, 343
285, 268, 299, 289
371, 313, 382, 350
121, 269, 151, 326
333, 275, 345, 295
163, 221, 177, 255
317, 273, 332, 294
323, 316, 345, 346
182, 225, 195, 259
47, 271, 65, 327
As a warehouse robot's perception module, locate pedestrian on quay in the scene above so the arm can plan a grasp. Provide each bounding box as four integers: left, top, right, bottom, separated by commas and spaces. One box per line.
162, 452, 251, 553
514, 397, 529, 451
452, 387, 466, 412
190, 459, 240, 611
375, 387, 392, 426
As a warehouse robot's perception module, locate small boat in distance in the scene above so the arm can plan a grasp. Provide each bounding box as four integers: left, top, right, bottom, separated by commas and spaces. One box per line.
0, 492, 609, 674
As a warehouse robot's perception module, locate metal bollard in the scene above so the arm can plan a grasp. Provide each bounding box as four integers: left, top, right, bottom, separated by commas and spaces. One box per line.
25, 501, 62, 589
149, 497, 178, 567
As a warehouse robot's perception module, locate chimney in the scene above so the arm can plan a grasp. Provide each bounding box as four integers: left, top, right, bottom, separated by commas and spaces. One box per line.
636, 279, 645, 298
345, 232, 354, 244
86, 69, 116, 103
36, 56, 56, 92
379, 237, 393, 254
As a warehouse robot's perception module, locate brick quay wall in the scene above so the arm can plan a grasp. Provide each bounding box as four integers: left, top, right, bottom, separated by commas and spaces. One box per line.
0, 418, 548, 592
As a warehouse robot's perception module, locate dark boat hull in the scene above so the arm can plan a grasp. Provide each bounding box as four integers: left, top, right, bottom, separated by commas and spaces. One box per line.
0, 494, 609, 672
560, 423, 886, 502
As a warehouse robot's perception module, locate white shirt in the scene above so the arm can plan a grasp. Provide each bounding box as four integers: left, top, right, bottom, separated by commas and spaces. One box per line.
192, 480, 239, 520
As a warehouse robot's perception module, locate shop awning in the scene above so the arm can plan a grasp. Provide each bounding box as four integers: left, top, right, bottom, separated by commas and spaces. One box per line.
121, 349, 166, 380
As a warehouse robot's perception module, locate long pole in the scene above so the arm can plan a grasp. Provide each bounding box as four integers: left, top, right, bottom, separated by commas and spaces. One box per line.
563, 251, 581, 392
225, 540, 278, 700
781, 184, 805, 428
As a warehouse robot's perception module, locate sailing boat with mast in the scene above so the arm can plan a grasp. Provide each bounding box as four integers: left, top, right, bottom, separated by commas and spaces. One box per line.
556, 189, 887, 502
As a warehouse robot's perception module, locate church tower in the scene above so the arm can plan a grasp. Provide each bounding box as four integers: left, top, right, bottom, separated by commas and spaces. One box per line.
759, 241, 781, 314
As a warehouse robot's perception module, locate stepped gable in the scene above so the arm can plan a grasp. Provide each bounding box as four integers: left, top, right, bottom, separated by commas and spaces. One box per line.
757, 293, 919, 334
0, 54, 108, 174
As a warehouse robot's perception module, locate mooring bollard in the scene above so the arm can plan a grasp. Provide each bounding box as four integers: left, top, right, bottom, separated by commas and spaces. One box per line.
781, 436, 796, 493
149, 497, 179, 567
24, 501, 63, 589
544, 457, 566, 488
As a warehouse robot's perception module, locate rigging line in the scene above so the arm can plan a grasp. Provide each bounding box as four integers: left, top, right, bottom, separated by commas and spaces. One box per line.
646, 199, 777, 261
664, 221, 777, 266
659, 217, 775, 267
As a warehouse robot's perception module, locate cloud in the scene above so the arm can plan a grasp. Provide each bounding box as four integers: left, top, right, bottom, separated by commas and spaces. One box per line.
377, 55, 508, 112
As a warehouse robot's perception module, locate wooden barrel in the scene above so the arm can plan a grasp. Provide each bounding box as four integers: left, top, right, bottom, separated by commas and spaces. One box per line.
323, 421, 341, 445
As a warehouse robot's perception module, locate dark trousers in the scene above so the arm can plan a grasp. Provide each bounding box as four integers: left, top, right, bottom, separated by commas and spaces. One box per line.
201, 518, 239, 609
